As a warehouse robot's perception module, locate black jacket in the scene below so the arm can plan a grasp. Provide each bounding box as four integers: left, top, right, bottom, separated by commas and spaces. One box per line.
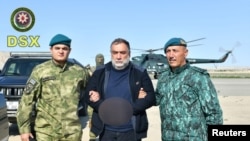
84, 62, 156, 139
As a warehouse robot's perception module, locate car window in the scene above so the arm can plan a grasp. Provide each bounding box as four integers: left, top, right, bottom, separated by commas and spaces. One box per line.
2, 58, 84, 76
3, 59, 49, 76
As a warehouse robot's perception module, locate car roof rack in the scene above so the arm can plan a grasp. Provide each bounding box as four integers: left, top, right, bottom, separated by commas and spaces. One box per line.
10, 51, 51, 58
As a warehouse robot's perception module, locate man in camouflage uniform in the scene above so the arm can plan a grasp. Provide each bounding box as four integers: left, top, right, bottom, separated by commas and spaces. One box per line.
155, 37, 223, 141
16, 34, 90, 141
87, 53, 104, 141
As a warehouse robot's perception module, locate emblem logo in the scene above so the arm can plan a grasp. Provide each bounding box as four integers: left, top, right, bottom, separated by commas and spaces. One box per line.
10, 7, 35, 32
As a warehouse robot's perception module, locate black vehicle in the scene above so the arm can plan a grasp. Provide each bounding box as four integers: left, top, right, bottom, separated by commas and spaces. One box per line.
0, 93, 9, 141
0, 52, 87, 124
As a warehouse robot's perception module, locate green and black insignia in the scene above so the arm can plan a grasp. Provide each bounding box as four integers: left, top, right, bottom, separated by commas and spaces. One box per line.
10, 7, 35, 32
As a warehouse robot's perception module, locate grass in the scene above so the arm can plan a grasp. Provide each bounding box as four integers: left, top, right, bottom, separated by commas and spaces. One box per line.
208, 70, 250, 78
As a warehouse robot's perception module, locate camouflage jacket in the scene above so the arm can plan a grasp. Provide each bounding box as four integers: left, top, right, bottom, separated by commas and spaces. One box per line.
155, 63, 223, 141
17, 60, 90, 138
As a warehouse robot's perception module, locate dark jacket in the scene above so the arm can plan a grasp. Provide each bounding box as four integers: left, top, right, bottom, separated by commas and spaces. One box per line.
84, 62, 156, 139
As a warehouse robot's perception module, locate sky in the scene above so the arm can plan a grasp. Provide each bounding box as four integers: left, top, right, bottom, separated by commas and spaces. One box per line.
1, 0, 250, 69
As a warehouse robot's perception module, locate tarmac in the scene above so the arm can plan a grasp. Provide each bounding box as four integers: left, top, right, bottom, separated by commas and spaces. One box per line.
8, 78, 250, 141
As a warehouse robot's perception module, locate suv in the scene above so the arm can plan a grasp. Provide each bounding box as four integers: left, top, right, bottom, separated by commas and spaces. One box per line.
0, 52, 87, 124
0, 93, 9, 141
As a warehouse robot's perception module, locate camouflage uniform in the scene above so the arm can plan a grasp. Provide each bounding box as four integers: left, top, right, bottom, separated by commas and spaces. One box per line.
155, 63, 223, 141
17, 60, 90, 141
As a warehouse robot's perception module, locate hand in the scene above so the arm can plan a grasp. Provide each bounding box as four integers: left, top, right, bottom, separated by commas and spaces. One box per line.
20, 133, 34, 141
138, 88, 147, 99
89, 90, 100, 102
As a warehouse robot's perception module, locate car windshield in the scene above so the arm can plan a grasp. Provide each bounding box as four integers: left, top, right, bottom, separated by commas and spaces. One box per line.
3, 58, 49, 76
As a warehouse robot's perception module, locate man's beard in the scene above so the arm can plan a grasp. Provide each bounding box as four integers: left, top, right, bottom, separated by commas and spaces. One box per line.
111, 57, 130, 70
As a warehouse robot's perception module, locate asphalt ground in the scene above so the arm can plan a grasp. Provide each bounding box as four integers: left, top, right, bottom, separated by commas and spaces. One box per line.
8, 78, 250, 141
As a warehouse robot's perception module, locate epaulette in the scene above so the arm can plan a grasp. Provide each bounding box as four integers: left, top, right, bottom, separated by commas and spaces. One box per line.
190, 66, 208, 75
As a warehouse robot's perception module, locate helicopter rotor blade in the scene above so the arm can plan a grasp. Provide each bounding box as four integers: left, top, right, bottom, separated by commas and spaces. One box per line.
131, 48, 164, 54
150, 48, 164, 52
219, 41, 240, 64
131, 37, 206, 54
132, 49, 147, 51
186, 37, 206, 43
232, 41, 241, 51
187, 44, 203, 47
230, 53, 237, 64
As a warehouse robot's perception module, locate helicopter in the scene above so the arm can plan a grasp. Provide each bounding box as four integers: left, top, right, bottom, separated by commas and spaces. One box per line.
131, 38, 235, 79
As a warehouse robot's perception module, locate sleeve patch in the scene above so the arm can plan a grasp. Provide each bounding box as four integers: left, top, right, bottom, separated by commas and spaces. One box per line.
24, 78, 37, 94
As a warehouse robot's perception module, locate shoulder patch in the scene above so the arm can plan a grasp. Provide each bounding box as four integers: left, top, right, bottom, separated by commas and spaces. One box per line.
24, 78, 38, 94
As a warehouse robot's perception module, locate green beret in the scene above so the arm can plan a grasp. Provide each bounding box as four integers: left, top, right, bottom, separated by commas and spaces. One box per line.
49, 34, 71, 47
164, 37, 187, 53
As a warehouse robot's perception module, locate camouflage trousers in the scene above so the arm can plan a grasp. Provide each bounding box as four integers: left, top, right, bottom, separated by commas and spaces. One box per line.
87, 106, 97, 140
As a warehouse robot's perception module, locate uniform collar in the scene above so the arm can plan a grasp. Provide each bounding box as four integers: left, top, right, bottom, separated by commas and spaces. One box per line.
51, 59, 68, 72
170, 63, 190, 74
